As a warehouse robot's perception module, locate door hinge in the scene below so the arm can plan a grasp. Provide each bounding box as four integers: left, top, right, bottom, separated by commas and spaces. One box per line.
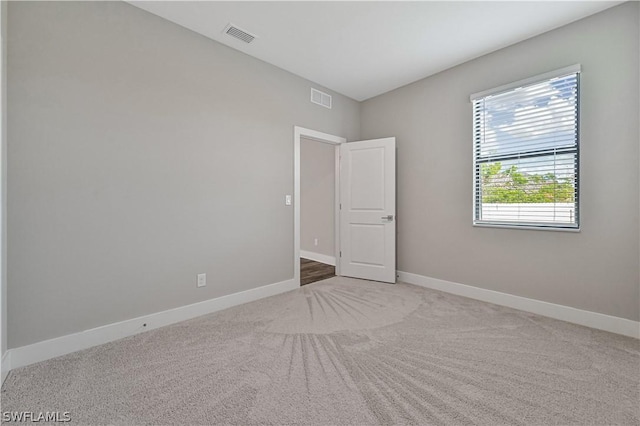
340, 203, 342, 210
340, 251, 342, 257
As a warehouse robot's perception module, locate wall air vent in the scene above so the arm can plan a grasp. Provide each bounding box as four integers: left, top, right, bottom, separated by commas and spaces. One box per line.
311, 88, 332, 109
223, 23, 256, 44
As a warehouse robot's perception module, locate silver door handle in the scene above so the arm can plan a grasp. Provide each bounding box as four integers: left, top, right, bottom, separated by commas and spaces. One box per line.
381, 215, 394, 221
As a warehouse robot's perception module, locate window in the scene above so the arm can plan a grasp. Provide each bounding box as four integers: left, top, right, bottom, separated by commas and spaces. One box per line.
471, 65, 580, 230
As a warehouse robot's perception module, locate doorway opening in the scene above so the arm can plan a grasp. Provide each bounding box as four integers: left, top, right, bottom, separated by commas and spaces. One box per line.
300, 137, 336, 285
293, 127, 345, 287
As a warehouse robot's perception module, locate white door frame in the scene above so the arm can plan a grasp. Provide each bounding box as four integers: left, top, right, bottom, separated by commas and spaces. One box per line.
294, 126, 346, 287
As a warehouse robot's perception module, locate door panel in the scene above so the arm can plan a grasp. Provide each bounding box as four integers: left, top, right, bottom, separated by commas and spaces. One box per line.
350, 224, 385, 266
350, 147, 385, 209
340, 137, 396, 283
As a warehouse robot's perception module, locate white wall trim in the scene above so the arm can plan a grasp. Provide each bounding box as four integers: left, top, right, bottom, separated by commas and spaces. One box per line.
1, 350, 10, 384
294, 126, 345, 287
300, 250, 336, 266
6, 278, 297, 371
398, 271, 640, 339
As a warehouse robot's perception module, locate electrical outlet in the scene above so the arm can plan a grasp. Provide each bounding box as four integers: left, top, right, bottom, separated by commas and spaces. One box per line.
314, 238, 318, 246
197, 273, 206, 288
285, 195, 292, 206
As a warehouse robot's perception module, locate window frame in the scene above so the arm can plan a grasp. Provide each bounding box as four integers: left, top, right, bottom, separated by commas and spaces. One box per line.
471, 65, 581, 231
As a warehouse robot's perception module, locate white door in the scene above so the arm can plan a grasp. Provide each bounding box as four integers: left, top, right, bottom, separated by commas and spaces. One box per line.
339, 137, 396, 283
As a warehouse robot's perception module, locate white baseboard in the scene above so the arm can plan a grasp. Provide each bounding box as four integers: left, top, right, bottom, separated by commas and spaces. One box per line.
300, 250, 336, 266
7, 278, 298, 371
397, 271, 640, 339
1, 350, 10, 385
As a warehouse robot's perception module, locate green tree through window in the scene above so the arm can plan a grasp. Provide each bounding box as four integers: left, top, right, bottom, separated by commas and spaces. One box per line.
481, 163, 575, 204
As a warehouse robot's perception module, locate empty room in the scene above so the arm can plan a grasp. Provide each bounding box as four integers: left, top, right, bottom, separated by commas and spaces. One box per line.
0, 1, 638, 424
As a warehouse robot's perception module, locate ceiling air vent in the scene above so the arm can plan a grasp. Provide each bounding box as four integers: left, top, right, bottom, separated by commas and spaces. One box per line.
311, 88, 332, 109
223, 23, 256, 44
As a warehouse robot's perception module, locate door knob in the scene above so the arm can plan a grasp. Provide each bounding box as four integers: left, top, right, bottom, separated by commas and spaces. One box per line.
381, 215, 394, 221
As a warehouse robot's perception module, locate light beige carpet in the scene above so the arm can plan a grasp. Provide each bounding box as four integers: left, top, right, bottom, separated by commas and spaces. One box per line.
1, 277, 639, 425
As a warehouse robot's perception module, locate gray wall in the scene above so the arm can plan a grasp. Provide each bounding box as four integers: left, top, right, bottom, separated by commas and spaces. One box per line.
300, 137, 335, 258
7, 1, 360, 348
361, 2, 639, 321
7, 1, 639, 351
1, 0, 7, 358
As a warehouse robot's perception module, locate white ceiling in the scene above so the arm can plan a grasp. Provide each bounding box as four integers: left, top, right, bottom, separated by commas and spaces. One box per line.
129, 1, 622, 101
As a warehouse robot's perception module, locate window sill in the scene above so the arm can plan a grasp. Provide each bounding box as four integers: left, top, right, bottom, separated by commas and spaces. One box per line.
473, 223, 581, 233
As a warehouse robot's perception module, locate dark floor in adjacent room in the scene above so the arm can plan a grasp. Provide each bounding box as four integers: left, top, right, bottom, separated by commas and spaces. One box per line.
300, 258, 335, 286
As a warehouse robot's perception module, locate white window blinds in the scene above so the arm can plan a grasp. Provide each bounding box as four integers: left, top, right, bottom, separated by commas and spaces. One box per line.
472, 66, 580, 229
